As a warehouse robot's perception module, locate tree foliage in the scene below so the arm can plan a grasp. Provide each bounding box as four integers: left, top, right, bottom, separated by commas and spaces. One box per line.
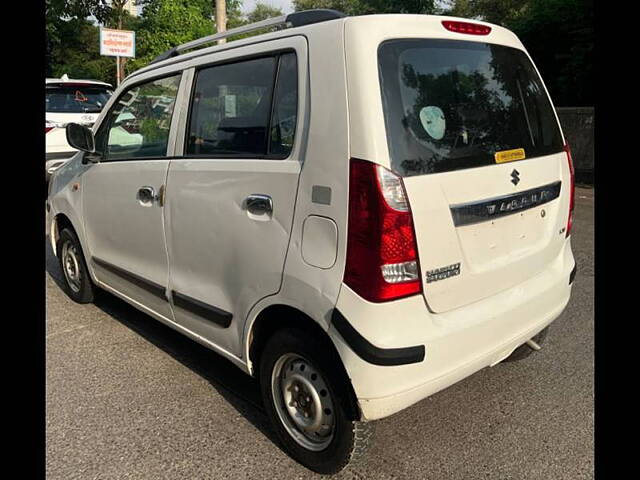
246, 2, 283, 23
442, 0, 593, 105
292, 0, 436, 15
440, 0, 527, 25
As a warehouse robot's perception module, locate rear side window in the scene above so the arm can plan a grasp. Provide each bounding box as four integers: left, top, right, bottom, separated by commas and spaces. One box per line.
378, 39, 563, 177
186, 52, 298, 158
96, 74, 181, 161
46, 85, 112, 113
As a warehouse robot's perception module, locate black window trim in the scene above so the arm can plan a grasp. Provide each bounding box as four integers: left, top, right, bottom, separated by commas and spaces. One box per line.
182, 48, 299, 162
93, 70, 184, 164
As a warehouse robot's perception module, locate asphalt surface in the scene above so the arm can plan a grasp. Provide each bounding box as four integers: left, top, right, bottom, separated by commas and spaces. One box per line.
46, 187, 594, 479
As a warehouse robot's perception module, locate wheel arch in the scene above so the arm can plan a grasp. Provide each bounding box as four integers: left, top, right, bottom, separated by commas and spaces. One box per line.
246, 303, 361, 421
51, 213, 75, 256
51, 211, 97, 284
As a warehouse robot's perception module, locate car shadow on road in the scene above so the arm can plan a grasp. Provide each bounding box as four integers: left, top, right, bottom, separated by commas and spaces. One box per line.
46, 240, 285, 453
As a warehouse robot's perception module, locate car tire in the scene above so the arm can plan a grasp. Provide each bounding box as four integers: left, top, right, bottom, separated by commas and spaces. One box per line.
57, 227, 96, 304
259, 327, 373, 474
502, 326, 549, 362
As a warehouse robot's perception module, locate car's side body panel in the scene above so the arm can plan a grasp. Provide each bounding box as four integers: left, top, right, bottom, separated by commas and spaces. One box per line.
242, 19, 352, 369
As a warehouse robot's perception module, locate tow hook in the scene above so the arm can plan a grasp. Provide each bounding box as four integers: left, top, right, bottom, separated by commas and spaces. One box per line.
526, 339, 542, 351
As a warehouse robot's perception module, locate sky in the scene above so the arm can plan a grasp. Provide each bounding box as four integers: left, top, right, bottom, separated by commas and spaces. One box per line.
240, 0, 295, 14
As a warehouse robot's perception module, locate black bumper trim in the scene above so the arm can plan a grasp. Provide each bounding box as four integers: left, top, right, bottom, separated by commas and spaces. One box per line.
171, 291, 232, 328
569, 263, 577, 285
331, 309, 425, 366
92, 257, 167, 301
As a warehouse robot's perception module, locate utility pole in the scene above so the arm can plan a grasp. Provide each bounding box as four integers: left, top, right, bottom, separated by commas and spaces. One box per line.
215, 0, 227, 44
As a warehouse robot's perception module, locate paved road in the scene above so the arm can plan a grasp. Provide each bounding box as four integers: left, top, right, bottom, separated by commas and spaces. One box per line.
46, 188, 594, 479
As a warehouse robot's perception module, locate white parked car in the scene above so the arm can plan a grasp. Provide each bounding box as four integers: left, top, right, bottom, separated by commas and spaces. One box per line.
47, 10, 576, 474
45, 75, 113, 180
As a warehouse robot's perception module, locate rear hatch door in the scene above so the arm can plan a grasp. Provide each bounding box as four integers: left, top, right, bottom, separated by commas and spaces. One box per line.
378, 38, 570, 313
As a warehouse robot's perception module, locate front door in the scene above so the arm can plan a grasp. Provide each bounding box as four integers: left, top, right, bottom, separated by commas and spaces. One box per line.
165, 42, 306, 358
82, 73, 183, 319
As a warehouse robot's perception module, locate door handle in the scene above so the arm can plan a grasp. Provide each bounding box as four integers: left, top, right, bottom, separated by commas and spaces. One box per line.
245, 194, 273, 217
137, 186, 156, 207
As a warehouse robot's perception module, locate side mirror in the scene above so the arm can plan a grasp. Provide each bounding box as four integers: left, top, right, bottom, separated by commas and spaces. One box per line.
66, 123, 95, 154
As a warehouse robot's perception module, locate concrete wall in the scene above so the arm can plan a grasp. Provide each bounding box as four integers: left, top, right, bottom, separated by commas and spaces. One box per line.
556, 107, 594, 184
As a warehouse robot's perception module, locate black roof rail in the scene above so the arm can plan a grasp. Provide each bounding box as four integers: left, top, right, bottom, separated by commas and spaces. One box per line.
149, 9, 346, 65
287, 9, 346, 27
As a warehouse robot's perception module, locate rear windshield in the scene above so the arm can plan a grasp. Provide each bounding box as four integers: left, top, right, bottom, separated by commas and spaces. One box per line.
378, 39, 563, 177
46, 85, 113, 114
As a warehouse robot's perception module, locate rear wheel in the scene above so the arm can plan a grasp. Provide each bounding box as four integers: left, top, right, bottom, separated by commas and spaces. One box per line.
259, 328, 373, 474
502, 326, 549, 362
57, 227, 96, 304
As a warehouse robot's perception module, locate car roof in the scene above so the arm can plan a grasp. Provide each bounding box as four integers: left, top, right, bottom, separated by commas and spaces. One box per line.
46, 75, 113, 88
126, 13, 516, 83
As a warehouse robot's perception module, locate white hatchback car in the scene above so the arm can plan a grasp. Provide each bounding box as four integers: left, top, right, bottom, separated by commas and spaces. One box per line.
45, 75, 113, 180
47, 10, 576, 474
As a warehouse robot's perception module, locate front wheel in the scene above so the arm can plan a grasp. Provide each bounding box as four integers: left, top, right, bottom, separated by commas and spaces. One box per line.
259, 328, 373, 474
56, 227, 96, 304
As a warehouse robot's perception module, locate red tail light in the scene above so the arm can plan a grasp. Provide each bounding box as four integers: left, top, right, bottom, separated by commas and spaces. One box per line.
344, 158, 422, 302
45, 125, 54, 134
442, 20, 492, 35
564, 144, 575, 237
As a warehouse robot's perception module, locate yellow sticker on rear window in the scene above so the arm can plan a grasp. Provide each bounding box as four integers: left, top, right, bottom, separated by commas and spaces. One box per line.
495, 148, 526, 164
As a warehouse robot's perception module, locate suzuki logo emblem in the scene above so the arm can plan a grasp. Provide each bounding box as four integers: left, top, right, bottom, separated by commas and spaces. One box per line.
511, 169, 520, 186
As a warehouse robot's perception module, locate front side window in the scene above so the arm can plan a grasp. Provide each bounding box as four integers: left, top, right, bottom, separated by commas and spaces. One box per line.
378, 39, 563, 177
186, 52, 298, 158
96, 74, 181, 161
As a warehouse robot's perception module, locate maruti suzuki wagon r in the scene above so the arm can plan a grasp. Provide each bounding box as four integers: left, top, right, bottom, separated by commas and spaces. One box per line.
47, 9, 576, 474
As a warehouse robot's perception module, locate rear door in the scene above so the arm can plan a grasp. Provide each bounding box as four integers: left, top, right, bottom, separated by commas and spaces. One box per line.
377, 39, 570, 312
165, 38, 306, 357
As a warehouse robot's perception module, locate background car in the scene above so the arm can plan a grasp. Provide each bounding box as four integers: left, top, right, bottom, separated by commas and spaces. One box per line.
46, 74, 113, 181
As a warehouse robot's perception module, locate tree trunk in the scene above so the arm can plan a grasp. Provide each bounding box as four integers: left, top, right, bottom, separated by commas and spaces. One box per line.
215, 0, 227, 44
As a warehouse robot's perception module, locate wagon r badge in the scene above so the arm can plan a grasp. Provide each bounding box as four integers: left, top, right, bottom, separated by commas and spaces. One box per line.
426, 263, 461, 283
511, 169, 520, 185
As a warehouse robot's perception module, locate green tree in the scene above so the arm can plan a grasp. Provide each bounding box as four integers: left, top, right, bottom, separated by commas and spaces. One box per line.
46, 0, 108, 77
46, 0, 141, 82
509, 0, 593, 106
441, 0, 593, 105
439, 0, 528, 25
126, 0, 214, 73
292, 0, 436, 15
49, 18, 116, 81
246, 2, 283, 23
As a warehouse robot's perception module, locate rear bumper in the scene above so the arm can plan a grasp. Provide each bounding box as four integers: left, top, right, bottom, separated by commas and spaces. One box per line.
328, 241, 575, 421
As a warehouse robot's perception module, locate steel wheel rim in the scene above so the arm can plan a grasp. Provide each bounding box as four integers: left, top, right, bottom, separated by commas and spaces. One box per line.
271, 353, 335, 451
61, 241, 81, 293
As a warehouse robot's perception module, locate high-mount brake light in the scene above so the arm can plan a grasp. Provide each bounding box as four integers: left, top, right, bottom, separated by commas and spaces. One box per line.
344, 159, 422, 302
442, 20, 492, 35
564, 144, 575, 237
